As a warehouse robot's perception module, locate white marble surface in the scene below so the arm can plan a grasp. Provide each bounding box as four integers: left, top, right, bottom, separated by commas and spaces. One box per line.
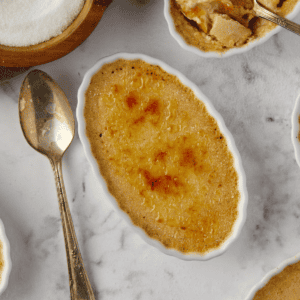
1, 0, 300, 299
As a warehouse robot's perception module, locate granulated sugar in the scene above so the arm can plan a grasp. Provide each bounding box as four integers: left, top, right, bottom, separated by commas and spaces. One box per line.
0, 0, 85, 47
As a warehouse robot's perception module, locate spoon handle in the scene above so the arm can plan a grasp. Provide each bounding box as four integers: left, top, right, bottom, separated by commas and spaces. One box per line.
254, 1, 300, 36
50, 158, 95, 300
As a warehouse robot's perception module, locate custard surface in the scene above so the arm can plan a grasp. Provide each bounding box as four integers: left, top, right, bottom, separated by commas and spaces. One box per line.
84, 58, 240, 254
171, 0, 299, 53
253, 260, 300, 299
298, 115, 300, 142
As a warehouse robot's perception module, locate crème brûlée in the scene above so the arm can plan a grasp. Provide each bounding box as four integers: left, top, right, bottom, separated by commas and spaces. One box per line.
84, 58, 241, 254
170, 0, 299, 53
253, 260, 300, 299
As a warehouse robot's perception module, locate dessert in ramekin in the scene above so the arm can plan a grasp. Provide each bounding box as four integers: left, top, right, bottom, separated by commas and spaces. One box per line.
164, 0, 300, 57
246, 253, 300, 299
77, 53, 248, 260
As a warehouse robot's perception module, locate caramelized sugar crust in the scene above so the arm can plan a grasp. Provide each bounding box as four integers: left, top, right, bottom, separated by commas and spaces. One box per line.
84, 59, 240, 254
254, 260, 300, 299
170, 0, 299, 53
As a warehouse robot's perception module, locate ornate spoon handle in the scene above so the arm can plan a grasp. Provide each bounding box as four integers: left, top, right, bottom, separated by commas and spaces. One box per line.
254, 1, 300, 36
50, 158, 95, 300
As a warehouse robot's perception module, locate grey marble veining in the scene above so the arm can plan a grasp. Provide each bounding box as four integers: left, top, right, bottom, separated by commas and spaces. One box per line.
1, 0, 300, 299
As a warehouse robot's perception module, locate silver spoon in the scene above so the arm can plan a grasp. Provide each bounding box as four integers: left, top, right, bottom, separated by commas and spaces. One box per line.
19, 69, 95, 300
253, 0, 300, 36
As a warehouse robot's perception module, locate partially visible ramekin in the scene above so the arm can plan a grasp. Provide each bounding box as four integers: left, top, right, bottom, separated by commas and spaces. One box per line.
245, 253, 300, 299
77, 52, 248, 260
0, 218, 11, 296
291, 93, 300, 167
164, 0, 300, 58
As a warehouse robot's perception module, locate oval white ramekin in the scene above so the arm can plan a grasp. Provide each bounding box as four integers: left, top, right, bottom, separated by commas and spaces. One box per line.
0, 218, 11, 295
245, 252, 300, 299
164, 0, 300, 58
77, 52, 248, 260
292, 93, 300, 167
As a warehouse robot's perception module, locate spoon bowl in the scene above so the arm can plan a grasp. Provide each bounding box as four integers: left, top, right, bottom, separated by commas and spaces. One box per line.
19, 70, 75, 157
19, 69, 95, 300
19, 70, 74, 158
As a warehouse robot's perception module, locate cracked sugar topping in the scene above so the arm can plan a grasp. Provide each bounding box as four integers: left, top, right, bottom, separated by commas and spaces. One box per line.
171, 0, 299, 53
0, 0, 85, 47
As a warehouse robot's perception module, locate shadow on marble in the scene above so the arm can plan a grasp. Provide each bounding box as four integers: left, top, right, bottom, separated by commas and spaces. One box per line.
0, 67, 31, 83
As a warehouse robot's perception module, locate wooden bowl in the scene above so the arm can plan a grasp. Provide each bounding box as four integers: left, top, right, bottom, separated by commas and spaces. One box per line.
0, 0, 112, 68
